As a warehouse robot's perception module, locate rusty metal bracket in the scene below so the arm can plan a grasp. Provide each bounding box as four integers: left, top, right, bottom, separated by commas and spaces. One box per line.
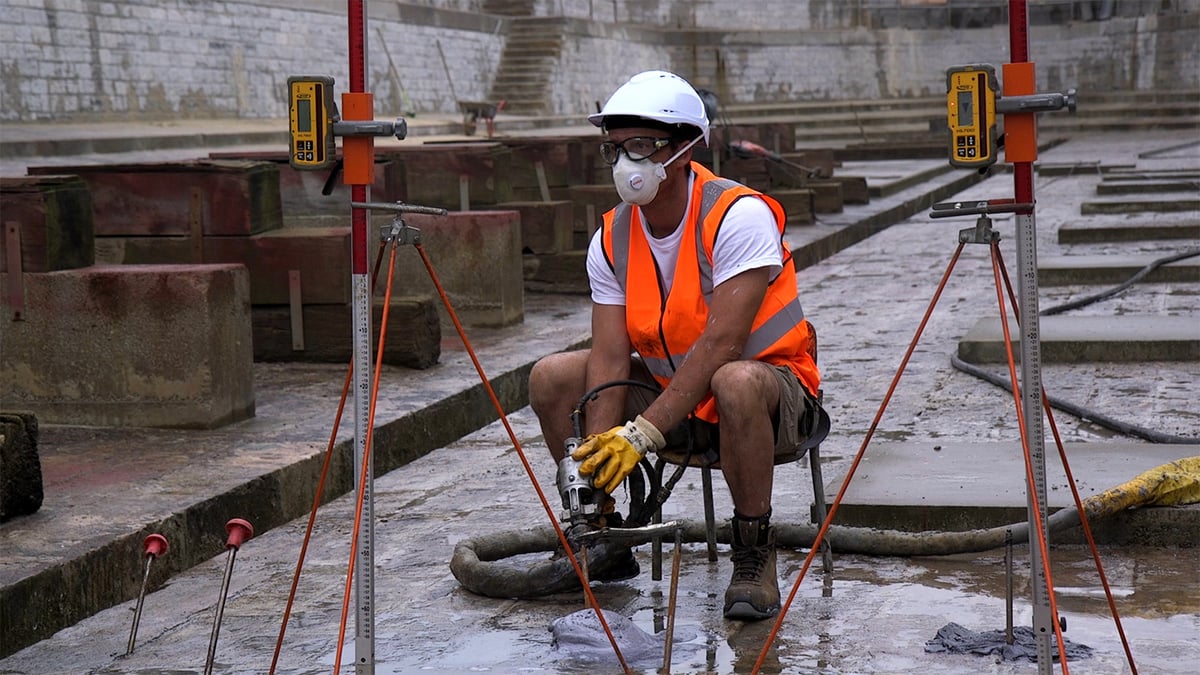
189, 188, 205, 263
288, 270, 304, 351
4, 222, 25, 320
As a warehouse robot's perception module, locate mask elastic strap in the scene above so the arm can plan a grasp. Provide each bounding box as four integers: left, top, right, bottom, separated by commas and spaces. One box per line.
662, 135, 703, 169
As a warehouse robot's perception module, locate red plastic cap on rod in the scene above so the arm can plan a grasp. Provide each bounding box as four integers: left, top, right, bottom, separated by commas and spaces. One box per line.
143, 533, 169, 559
224, 518, 254, 550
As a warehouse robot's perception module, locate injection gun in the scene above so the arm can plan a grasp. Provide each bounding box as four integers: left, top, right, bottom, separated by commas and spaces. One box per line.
556, 437, 604, 525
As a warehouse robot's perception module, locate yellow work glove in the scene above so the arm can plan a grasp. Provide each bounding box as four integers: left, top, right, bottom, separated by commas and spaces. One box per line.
572, 415, 666, 494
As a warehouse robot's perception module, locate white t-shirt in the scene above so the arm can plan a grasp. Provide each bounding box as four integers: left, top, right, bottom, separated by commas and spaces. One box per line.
587, 174, 783, 305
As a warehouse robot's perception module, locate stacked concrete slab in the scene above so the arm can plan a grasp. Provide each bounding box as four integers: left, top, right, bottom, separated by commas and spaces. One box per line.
17, 158, 444, 370
0, 171, 256, 428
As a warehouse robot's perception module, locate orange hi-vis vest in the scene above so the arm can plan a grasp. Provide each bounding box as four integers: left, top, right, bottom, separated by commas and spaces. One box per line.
600, 162, 820, 423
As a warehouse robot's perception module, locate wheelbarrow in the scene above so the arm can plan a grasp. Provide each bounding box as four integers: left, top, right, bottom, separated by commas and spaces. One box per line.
459, 99, 506, 137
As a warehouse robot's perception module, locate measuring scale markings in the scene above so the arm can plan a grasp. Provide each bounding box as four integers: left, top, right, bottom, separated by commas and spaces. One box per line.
352, 273, 376, 664
1015, 210, 1054, 668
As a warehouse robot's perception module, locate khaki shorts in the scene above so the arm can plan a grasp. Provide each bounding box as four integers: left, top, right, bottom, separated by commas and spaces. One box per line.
621, 358, 829, 460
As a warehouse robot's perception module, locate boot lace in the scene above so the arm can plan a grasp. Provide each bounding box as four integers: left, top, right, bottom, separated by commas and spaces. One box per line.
730, 543, 769, 581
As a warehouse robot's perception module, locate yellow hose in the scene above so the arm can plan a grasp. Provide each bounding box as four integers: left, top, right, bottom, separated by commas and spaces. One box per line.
1081, 456, 1200, 520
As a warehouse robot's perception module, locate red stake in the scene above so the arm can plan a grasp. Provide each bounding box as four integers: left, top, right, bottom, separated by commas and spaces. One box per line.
205, 519, 255, 675
126, 533, 170, 655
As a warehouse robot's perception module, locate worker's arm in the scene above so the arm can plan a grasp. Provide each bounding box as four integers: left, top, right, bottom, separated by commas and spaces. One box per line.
582, 302, 633, 437
572, 267, 770, 493
639, 266, 770, 434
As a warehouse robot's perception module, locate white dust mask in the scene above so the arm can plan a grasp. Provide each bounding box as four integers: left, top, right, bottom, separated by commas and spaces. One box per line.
611, 136, 702, 206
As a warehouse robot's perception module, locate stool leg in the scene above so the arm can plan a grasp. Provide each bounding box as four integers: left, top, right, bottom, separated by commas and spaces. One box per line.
702, 467, 718, 562
652, 504, 663, 581
808, 445, 834, 574
652, 460, 664, 581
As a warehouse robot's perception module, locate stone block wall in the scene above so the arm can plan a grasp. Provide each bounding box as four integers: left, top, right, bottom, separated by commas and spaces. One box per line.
0, 1, 1196, 121
0, 0, 504, 122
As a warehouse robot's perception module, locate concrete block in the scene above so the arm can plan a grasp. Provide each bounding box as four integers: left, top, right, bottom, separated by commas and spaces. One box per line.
523, 250, 589, 295
495, 200, 573, 254
717, 157, 772, 192
566, 184, 620, 247
765, 189, 815, 225
252, 296, 440, 368
711, 124, 796, 153
1096, 180, 1200, 195
958, 315, 1200, 364
386, 210, 523, 328
383, 143, 513, 211
828, 175, 870, 204
94, 236, 193, 265
807, 180, 845, 213
203, 227, 351, 305
26, 160, 282, 236
1058, 218, 1200, 243
785, 149, 839, 177
0, 264, 255, 428
0, 176, 94, 272
1038, 254, 1200, 286
1081, 198, 1200, 215
0, 411, 43, 522
505, 138, 575, 195
94, 227, 352, 305
825, 441, 1200, 545
765, 160, 813, 189
208, 150, 405, 220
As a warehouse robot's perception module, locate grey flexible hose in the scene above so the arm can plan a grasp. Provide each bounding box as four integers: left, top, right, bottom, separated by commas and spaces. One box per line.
449, 510, 1087, 599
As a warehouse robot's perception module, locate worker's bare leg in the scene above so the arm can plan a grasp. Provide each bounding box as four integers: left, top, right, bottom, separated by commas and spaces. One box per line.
711, 360, 780, 516
711, 360, 783, 620
528, 350, 592, 462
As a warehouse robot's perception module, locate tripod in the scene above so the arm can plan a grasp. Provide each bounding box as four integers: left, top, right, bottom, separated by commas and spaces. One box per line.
749, 199, 1139, 675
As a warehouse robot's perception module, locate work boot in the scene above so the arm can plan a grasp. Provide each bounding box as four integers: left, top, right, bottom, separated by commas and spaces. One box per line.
553, 503, 640, 583
723, 512, 780, 620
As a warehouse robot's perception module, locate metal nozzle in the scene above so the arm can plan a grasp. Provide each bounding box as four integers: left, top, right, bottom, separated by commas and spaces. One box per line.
556, 443, 602, 524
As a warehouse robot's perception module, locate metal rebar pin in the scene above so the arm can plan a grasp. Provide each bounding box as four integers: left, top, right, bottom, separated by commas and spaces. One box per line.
1005, 528, 1014, 645
126, 533, 169, 655
662, 523, 683, 674
204, 518, 254, 675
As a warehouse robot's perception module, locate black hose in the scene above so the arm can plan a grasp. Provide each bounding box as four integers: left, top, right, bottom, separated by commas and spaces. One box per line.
951, 354, 1197, 444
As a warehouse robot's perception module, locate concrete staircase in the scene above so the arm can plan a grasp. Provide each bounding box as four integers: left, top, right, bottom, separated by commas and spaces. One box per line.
484, 0, 565, 115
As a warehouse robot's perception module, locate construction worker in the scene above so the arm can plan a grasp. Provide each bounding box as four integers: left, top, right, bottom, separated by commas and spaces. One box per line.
528, 70, 827, 620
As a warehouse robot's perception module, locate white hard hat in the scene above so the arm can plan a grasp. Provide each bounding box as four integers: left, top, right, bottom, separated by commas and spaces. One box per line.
588, 70, 710, 144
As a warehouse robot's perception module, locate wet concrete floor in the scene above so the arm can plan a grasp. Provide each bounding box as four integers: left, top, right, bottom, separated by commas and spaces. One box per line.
3, 408, 1197, 674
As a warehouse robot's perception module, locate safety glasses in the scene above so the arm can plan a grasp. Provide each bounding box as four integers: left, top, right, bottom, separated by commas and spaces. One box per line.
598, 136, 673, 165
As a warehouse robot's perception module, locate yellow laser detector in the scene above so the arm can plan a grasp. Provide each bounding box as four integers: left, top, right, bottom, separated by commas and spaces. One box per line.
946, 64, 998, 169
288, 76, 337, 170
